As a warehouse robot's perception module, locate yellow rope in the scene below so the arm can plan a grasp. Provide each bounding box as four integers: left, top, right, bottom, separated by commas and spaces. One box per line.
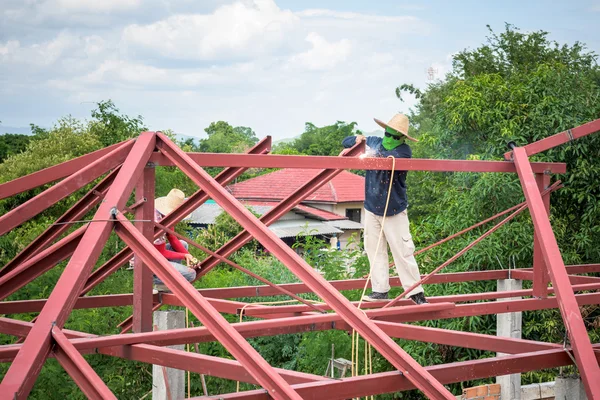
236, 298, 324, 392
186, 307, 190, 398
352, 155, 396, 400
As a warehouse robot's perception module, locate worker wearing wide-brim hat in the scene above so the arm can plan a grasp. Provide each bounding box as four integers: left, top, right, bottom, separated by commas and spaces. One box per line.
152, 189, 197, 292
342, 113, 427, 305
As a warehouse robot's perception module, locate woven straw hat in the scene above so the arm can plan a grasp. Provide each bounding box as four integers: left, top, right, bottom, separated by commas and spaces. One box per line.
374, 113, 418, 142
155, 189, 187, 217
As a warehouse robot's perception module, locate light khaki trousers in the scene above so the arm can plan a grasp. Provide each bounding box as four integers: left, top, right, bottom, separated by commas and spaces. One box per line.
364, 209, 424, 297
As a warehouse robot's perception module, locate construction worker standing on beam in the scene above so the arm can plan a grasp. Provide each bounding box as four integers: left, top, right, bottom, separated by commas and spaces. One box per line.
342, 113, 427, 304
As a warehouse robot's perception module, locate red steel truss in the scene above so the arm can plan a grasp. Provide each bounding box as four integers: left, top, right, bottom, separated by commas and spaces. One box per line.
0, 119, 599, 399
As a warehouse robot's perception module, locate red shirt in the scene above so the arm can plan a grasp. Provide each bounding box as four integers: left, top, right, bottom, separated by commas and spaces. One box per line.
154, 233, 188, 260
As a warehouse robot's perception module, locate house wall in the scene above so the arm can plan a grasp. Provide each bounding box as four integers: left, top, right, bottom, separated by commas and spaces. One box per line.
333, 201, 365, 222
305, 202, 334, 212
338, 229, 361, 249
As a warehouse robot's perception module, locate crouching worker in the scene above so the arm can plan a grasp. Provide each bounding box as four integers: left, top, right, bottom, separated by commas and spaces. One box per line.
153, 189, 197, 292
342, 113, 427, 305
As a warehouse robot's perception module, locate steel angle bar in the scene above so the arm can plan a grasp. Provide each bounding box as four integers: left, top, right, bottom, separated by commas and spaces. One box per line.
199, 346, 600, 400
0, 317, 325, 386
133, 166, 155, 333
0, 132, 156, 400
504, 118, 600, 160
80, 136, 271, 296
102, 343, 326, 386
0, 141, 126, 200
195, 270, 509, 300
0, 140, 133, 237
113, 213, 302, 400
0, 226, 86, 301
155, 133, 456, 400
513, 147, 600, 399
533, 173, 552, 297
0, 168, 118, 279
51, 326, 117, 400
196, 141, 365, 278
152, 153, 567, 174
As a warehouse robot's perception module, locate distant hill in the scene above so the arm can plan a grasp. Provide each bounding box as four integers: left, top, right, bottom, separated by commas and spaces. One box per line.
273, 135, 300, 146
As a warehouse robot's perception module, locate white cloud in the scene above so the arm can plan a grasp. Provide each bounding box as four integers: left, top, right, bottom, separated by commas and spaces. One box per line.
289, 33, 351, 71
54, 0, 141, 13
122, 0, 297, 61
1, 0, 435, 138
0, 40, 20, 56
297, 9, 420, 23
0, 32, 83, 66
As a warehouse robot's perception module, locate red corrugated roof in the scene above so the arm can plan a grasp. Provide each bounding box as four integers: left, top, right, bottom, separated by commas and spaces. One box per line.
228, 169, 364, 203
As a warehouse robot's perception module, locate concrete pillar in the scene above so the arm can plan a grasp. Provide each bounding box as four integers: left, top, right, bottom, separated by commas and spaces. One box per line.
153, 310, 185, 400
554, 375, 587, 400
496, 279, 522, 400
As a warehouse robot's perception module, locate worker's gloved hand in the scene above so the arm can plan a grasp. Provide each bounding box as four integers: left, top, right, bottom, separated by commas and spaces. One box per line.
184, 253, 198, 267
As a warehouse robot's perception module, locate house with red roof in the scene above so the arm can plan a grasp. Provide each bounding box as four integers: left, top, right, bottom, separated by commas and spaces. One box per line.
188, 169, 365, 248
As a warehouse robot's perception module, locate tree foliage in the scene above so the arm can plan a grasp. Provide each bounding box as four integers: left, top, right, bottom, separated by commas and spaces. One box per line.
0, 134, 30, 163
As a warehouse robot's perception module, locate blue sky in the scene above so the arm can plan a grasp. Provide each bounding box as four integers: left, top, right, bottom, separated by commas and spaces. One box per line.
1, 0, 599, 139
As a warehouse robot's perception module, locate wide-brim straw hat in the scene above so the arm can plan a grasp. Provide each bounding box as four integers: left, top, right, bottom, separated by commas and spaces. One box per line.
374, 113, 418, 142
155, 189, 190, 220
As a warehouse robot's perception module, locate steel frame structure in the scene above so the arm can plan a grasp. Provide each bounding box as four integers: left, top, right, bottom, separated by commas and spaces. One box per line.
0, 119, 598, 399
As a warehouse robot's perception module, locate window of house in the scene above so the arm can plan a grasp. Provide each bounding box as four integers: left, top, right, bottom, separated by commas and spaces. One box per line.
346, 208, 361, 223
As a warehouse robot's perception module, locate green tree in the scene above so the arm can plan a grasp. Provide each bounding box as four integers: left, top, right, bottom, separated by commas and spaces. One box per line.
292, 121, 359, 156
89, 100, 146, 146
0, 133, 31, 162
393, 23, 600, 390
200, 121, 258, 153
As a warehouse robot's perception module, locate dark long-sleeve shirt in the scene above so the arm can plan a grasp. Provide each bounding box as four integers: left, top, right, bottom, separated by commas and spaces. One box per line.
342, 135, 411, 216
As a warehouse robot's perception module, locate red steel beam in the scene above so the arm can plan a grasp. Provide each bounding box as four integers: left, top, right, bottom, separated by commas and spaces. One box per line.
0, 131, 156, 399
513, 146, 600, 399
0, 168, 118, 278
0, 140, 133, 237
103, 343, 327, 385
2, 291, 598, 360
51, 326, 117, 400
0, 317, 326, 386
512, 270, 600, 285
80, 136, 271, 296
533, 173, 551, 298
156, 133, 456, 400
113, 213, 303, 400
0, 226, 85, 301
132, 166, 155, 333
504, 118, 600, 160
239, 282, 600, 317
195, 270, 509, 299
151, 152, 567, 174
196, 142, 365, 278
202, 346, 600, 400
373, 321, 560, 354
0, 141, 126, 200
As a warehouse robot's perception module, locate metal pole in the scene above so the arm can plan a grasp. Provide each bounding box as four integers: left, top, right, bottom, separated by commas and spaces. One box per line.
133, 165, 155, 333
532, 173, 551, 298
503, 147, 600, 399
